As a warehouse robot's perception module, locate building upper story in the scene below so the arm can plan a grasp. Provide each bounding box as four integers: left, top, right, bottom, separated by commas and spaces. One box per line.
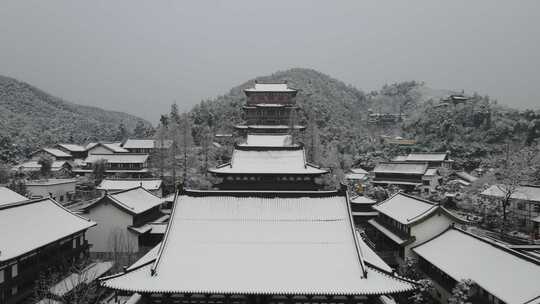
392, 152, 453, 169
75, 153, 150, 175
372, 162, 428, 189
96, 178, 163, 197
121, 139, 173, 154
413, 227, 540, 304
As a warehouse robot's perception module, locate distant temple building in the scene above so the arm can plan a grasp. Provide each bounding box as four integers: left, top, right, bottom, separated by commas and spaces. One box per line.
210, 83, 327, 190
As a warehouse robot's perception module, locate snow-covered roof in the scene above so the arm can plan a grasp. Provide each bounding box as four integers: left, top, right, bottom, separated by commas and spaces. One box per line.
455, 171, 478, 183
345, 168, 369, 180
236, 125, 305, 130
481, 185, 540, 203
0, 187, 27, 206
406, 152, 448, 162
350, 195, 376, 205
209, 148, 327, 175
87, 142, 129, 153
122, 139, 155, 149
12, 160, 70, 172
35, 148, 72, 158
49, 261, 114, 297
413, 228, 540, 304
241, 134, 294, 147
0, 198, 95, 261
424, 168, 438, 176
244, 83, 296, 92
93, 187, 164, 215
372, 193, 440, 225
350, 168, 368, 174
84, 153, 149, 164
56, 143, 86, 152
26, 178, 77, 186
101, 190, 416, 295
392, 155, 407, 162
373, 162, 427, 175
97, 179, 162, 191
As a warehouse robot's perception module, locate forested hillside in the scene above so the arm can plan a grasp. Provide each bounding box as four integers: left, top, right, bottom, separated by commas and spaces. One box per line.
186, 68, 540, 176
0, 76, 152, 163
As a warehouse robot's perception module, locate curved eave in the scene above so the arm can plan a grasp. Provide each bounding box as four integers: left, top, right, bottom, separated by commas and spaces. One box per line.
101, 264, 416, 296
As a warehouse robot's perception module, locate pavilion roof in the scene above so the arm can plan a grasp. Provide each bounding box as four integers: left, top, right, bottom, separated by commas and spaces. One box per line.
85, 187, 163, 215
209, 147, 326, 175
372, 192, 456, 225
101, 190, 416, 295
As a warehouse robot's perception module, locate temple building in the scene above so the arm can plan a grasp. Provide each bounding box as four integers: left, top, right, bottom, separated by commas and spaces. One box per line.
210, 83, 327, 190
101, 188, 417, 303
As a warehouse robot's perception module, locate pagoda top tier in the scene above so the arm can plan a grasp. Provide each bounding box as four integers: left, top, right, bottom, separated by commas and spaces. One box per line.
244, 82, 298, 94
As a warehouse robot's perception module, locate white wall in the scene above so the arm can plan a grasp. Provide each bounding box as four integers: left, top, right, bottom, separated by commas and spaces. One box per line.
406, 212, 454, 258
85, 201, 139, 253
26, 181, 76, 203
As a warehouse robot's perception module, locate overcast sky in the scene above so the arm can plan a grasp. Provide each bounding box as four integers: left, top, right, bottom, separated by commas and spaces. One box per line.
1, 1, 539, 123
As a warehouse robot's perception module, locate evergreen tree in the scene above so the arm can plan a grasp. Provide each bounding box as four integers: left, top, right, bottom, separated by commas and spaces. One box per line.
38, 155, 53, 179
448, 279, 474, 304
133, 120, 147, 138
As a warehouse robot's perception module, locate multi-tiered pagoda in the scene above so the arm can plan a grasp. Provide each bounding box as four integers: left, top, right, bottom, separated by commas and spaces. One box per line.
210, 82, 327, 190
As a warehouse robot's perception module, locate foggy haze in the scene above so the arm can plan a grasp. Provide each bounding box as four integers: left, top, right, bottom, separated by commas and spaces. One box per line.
1, 0, 539, 123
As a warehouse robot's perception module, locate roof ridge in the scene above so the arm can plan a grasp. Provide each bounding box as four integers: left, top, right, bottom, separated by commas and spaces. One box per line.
151, 190, 180, 276
345, 191, 367, 277
180, 188, 342, 198
108, 185, 144, 196
0, 197, 51, 211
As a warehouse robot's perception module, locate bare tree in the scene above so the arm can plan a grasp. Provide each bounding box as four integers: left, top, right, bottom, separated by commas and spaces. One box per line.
33, 258, 108, 304
107, 228, 138, 272
490, 145, 538, 236
154, 114, 169, 179
92, 159, 107, 185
